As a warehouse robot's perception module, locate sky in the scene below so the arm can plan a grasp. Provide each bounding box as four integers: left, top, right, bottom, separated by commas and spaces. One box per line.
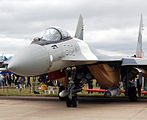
0, 0, 147, 57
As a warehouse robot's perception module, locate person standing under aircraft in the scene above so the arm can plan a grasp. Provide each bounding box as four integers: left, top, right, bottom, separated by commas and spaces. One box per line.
0, 74, 2, 87
8, 73, 12, 86
17, 76, 22, 88
88, 79, 93, 94
128, 77, 137, 101
22, 76, 26, 88
27, 77, 31, 87
1, 74, 4, 87
137, 76, 142, 97
3, 74, 7, 86
14, 74, 19, 87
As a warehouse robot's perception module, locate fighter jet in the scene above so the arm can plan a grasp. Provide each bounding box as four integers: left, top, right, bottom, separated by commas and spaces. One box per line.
0, 55, 12, 69
8, 15, 147, 107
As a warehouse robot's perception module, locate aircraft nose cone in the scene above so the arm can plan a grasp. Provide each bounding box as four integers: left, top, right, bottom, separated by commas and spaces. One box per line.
8, 44, 50, 76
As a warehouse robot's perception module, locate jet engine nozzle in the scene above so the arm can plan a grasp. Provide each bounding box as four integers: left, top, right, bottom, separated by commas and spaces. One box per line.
8, 44, 51, 76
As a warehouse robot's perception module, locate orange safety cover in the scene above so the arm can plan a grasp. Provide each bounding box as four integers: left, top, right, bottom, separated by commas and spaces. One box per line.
88, 64, 120, 89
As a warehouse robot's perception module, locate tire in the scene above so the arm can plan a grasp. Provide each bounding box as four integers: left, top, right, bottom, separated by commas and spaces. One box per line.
66, 97, 72, 107
72, 96, 78, 107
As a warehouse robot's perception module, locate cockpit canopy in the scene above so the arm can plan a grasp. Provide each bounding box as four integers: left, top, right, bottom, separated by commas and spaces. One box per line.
42, 27, 71, 41
32, 27, 71, 45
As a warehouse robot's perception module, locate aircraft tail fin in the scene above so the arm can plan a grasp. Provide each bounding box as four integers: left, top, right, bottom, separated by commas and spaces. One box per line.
75, 15, 84, 40
136, 14, 143, 58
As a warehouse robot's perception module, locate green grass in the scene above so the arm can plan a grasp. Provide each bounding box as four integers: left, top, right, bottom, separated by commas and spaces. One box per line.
0, 87, 57, 96
1, 87, 147, 99
1, 79, 147, 98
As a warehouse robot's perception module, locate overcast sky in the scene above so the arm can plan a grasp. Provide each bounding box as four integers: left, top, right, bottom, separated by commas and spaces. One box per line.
0, 0, 147, 57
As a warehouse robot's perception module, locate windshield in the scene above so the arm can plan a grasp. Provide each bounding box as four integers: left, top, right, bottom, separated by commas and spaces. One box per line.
42, 27, 71, 42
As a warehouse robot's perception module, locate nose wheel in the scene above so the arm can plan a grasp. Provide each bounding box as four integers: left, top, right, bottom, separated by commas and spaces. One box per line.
66, 94, 78, 107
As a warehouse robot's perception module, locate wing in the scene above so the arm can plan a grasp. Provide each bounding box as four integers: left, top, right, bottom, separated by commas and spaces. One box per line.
122, 57, 147, 66
63, 14, 147, 67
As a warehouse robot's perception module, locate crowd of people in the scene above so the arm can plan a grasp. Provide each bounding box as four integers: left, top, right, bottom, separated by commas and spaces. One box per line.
0, 72, 32, 88
0, 72, 61, 94
0, 71, 97, 95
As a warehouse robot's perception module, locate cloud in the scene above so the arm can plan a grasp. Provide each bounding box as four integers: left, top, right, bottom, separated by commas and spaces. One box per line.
0, 0, 147, 57
0, 35, 30, 55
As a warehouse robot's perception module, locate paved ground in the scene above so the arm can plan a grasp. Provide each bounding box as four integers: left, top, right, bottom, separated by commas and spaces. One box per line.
0, 96, 147, 120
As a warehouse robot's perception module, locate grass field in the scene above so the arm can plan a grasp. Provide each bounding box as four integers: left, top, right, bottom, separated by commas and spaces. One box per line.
0, 86, 104, 97
0, 78, 147, 98
0, 78, 100, 96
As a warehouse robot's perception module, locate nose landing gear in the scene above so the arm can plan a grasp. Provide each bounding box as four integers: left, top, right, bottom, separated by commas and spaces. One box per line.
65, 67, 79, 107
59, 66, 88, 107
66, 94, 78, 107
59, 66, 82, 107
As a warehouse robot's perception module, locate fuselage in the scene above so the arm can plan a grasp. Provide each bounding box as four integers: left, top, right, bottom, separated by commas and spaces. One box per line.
8, 38, 97, 76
